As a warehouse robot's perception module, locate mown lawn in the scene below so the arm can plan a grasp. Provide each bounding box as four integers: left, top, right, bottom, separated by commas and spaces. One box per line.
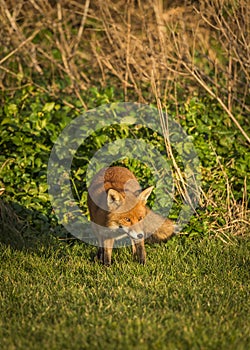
1, 236, 249, 350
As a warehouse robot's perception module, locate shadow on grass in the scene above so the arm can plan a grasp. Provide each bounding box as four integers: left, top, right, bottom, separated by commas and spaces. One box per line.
0, 198, 80, 253
0, 199, 150, 264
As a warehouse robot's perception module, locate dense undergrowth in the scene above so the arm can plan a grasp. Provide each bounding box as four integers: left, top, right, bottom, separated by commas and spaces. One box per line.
0, 85, 249, 243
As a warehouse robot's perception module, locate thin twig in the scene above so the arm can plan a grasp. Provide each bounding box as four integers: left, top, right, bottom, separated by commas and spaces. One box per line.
72, 0, 90, 56
0, 30, 40, 65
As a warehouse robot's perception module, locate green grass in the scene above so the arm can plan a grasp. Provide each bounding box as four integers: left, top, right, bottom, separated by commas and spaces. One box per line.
1, 236, 249, 350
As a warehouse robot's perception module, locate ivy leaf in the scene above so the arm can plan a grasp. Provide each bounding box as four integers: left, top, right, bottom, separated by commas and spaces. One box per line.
43, 102, 55, 113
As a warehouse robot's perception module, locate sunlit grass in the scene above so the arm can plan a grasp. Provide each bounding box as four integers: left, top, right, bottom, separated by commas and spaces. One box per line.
1, 236, 249, 350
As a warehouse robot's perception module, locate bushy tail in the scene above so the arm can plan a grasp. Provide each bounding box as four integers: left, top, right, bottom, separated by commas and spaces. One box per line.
144, 209, 179, 244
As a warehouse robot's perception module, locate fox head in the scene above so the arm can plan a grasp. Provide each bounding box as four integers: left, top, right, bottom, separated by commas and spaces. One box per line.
106, 186, 154, 241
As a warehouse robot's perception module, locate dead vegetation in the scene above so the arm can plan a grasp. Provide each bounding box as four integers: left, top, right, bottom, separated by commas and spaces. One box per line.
0, 1, 249, 122
201, 173, 249, 240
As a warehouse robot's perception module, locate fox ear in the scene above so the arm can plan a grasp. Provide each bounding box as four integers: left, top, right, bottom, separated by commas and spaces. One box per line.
138, 186, 154, 204
107, 189, 124, 210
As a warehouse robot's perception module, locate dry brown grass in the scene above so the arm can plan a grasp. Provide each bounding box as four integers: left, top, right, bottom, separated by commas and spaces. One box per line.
201, 174, 249, 240
0, 1, 249, 124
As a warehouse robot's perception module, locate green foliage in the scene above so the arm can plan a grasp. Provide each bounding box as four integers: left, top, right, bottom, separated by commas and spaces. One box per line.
0, 87, 77, 213
0, 88, 249, 240
178, 97, 250, 201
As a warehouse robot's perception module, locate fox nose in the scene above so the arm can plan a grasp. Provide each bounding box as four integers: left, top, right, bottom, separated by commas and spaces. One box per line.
137, 233, 144, 239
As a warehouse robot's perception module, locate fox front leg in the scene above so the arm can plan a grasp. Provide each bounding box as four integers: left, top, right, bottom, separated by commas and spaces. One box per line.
132, 240, 146, 265
94, 236, 104, 263
103, 238, 114, 266
95, 246, 104, 263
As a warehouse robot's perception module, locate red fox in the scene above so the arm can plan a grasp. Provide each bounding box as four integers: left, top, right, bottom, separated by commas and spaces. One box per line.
87, 166, 175, 265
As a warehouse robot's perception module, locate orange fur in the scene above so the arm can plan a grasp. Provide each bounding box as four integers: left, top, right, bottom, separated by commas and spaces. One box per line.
87, 166, 174, 265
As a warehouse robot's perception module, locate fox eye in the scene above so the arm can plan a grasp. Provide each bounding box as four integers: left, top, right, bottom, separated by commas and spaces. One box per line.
124, 217, 131, 223
138, 216, 144, 221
